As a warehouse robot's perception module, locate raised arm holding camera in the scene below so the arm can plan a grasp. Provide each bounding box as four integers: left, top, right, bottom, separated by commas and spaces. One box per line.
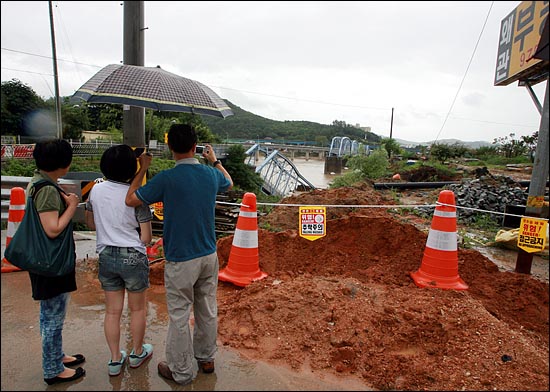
125, 123, 232, 385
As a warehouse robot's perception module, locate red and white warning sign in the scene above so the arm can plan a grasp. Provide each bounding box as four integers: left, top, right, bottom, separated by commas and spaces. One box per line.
299, 206, 326, 241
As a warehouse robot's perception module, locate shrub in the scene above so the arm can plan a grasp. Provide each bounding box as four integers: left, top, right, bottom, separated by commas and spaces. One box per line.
349, 149, 389, 179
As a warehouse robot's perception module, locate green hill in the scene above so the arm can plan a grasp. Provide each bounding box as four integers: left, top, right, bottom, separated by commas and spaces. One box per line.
202, 100, 381, 146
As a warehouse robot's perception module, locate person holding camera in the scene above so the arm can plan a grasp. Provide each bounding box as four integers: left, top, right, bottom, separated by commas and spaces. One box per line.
85, 144, 154, 377
125, 123, 233, 385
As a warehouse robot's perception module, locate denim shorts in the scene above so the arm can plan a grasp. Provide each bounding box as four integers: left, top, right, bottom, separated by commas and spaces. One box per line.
98, 246, 150, 292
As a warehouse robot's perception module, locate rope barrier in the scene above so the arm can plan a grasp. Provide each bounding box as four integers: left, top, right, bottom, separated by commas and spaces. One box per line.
217, 201, 436, 209
435, 202, 549, 223
216, 200, 549, 223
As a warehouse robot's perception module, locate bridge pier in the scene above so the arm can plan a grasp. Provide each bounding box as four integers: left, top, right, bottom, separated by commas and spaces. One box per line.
305, 151, 310, 161
324, 156, 342, 174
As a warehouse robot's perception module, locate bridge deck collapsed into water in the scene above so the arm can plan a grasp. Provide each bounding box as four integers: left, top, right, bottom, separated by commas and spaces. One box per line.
245, 144, 316, 197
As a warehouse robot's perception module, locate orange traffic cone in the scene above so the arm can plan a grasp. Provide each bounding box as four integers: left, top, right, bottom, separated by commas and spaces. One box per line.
410, 190, 468, 290
218, 192, 267, 287
1, 187, 26, 273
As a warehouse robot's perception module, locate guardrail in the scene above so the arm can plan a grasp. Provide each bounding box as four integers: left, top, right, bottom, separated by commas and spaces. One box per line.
1, 173, 103, 223
1, 142, 168, 159
1, 142, 231, 160
2, 174, 241, 237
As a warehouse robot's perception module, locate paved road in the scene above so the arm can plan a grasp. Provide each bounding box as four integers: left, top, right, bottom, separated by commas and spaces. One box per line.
1, 230, 368, 391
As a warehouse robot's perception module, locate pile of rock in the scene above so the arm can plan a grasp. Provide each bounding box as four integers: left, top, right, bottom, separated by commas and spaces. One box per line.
414, 175, 529, 225
448, 175, 528, 224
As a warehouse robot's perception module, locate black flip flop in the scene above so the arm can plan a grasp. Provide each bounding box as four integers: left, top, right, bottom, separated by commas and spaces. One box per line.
63, 354, 85, 367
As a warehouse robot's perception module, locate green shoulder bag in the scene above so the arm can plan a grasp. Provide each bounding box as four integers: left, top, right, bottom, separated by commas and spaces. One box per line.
4, 180, 76, 277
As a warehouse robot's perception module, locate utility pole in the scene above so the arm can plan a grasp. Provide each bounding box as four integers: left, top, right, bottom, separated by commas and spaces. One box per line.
389, 107, 394, 139
48, 1, 62, 139
123, 1, 145, 147
515, 77, 550, 274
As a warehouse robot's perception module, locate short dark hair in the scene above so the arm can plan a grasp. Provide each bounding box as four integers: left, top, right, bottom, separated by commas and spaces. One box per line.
33, 139, 73, 171
168, 123, 197, 154
100, 144, 138, 183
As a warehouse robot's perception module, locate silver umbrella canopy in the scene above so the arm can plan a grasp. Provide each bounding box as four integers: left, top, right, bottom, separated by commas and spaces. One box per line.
70, 64, 233, 118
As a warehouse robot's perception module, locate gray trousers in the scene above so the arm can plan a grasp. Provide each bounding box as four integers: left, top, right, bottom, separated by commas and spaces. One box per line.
164, 252, 219, 385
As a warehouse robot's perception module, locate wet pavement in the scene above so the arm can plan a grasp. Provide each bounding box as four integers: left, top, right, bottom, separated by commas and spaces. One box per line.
1, 230, 369, 391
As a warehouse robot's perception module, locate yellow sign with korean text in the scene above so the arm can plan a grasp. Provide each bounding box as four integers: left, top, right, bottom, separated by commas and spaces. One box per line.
494, 1, 549, 86
299, 206, 326, 241
153, 201, 164, 221
517, 217, 548, 253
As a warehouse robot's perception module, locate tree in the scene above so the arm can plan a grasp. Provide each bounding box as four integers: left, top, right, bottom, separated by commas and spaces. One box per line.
429, 142, 467, 164
380, 137, 402, 159
144, 110, 178, 143
472, 145, 498, 161
493, 132, 528, 158
315, 135, 328, 147
222, 144, 263, 192
1, 79, 46, 136
58, 97, 89, 140
430, 143, 453, 164
520, 132, 538, 162
178, 113, 218, 143
98, 106, 123, 132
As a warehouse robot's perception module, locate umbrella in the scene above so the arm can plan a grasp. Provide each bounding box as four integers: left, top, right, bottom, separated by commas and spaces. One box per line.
70, 64, 233, 118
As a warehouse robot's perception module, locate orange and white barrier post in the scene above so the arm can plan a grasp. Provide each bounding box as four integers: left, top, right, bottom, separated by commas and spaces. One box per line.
218, 192, 267, 287
410, 190, 468, 290
1, 187, 26, 273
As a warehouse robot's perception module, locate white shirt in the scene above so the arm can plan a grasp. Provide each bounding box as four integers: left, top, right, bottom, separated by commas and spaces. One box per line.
87, 180, 151, 255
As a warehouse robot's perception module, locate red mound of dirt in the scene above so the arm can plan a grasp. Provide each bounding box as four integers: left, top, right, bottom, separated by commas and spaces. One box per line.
260, 182, 397, 231
149, 184, 549, 390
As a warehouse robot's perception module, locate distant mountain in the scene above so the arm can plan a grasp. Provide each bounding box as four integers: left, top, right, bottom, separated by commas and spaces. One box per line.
205, 101, 491, 149
202, 101, 382, 144
394, 138, 493, 149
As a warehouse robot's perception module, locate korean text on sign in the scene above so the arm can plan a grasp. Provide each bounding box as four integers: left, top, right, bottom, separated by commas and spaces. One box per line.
517, 217, 548, 253
299, 206, 326, 241
494, 1, 549, 86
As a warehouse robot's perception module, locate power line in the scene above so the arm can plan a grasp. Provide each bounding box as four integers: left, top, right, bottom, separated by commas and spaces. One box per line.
448, 116, 537, 128
213, 85, 390, 111
1, 67, 53, 77
1, 47, 101, 68
433, 1, 494, 143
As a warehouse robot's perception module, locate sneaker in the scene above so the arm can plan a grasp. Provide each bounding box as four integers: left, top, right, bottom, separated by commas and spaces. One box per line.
108, 350, 127, 377
129, 343, 153, 368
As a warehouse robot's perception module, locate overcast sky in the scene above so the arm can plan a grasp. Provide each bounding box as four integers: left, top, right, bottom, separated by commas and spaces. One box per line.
1, 1, 547, 143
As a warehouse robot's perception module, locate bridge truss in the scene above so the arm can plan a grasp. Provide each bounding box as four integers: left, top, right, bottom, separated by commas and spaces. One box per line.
245, 144, 316, 197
